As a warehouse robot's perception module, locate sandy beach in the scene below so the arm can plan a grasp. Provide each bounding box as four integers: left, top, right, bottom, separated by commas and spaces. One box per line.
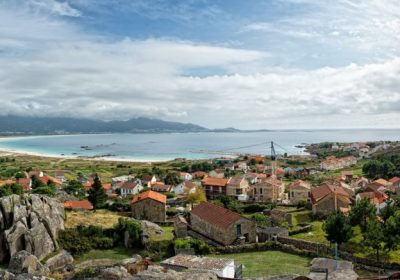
0, 146, 167, 163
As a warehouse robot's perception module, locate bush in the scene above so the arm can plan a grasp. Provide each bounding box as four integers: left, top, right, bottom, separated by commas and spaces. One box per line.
74, 268, 96, 279
242, 203, 273, 213
174, 238, 211, 255
58, 229, 92, 256
113, 218, 143, 248
297, 200, 307, 209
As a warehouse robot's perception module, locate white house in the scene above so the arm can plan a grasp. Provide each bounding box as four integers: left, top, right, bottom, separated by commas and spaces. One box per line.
119, 181, 143, 197
179, 172, 193, 181
161, 255, 236, 279
174, 181, 196, 195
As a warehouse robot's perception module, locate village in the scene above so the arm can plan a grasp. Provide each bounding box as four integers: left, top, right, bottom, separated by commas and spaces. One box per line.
0, 140, 400, 279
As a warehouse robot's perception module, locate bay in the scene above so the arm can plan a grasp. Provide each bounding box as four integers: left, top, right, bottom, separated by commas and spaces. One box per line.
0, 129, 399, 162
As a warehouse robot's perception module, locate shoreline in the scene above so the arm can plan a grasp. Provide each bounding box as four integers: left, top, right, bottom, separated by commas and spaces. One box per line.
0, 147, 169, 163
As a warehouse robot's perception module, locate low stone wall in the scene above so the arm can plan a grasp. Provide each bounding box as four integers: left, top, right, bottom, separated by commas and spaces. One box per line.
288, 224, 313, 236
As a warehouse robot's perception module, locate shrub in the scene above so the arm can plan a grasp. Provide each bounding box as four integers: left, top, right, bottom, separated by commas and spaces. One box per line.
113, 218, 143, 248
58, 229, 92, 256
74, 268, 96, 279
242, 203, 272, 213
174, 238, 211, 255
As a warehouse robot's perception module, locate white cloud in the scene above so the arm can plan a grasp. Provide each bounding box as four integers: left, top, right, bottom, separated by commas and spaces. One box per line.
0, 0, 399, 129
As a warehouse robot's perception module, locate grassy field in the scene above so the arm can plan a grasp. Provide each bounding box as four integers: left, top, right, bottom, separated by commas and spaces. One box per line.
0, 152, 188, 182
65, 209, 129, 228
150, 226, 174, 242
210, 251, 311, 277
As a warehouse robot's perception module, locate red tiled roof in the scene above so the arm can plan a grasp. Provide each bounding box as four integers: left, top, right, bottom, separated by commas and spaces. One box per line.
288, 180, 311, 190
40, 175, 62, 185
190, 201, 243, 229
389, 177, 400, 184
64, 200, 93, 210
201, 177, 229, 187
373, 179, 390, 186
358, 190, 388, 204
311, 183, 350, 204
131, 190, 166, 204
0, 179, 16, 186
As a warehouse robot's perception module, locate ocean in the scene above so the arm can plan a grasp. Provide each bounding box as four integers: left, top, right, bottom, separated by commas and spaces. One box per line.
0, 130, 399, 161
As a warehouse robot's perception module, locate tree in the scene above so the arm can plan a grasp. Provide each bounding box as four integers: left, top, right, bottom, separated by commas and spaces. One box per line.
0, 183, 22, 197
14, 172, 26, 179
323, 212, 353, 248
363, 220, 385, 261
362, 160, 396, 180
88, 175, 107, 211
349, 198, 376, 232
383, 210, 400, 253
64, 180, 86, 198
164, 172, 181, 186
186, 188, 206, 207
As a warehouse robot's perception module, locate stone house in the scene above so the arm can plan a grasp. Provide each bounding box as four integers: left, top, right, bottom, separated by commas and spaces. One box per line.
311, 183, 351, 215
189, 201, 257, 246
131, 190, 166, 222
226, 175, 249, 201
288, 180, 311, 205
201, 177, 230, 199
356, 190, 388, 214
250, 176, 285, 203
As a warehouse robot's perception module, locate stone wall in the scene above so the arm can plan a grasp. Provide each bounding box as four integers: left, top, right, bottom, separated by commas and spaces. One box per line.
132, 199, 166, 222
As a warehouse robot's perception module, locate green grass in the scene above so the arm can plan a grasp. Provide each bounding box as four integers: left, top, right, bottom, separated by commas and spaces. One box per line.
291, 221, 329, 244
291, 210, 312, 225
150, 226, 174, 242
75, 247, 133, 263
209, 251, 311, 277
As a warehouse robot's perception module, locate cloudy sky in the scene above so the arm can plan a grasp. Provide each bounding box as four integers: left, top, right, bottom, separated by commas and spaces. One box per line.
0, 0, 399, 129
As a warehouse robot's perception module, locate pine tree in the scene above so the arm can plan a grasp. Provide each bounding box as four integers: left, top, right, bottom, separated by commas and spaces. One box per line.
323, 211, 353, 248
88, 174, 107, 211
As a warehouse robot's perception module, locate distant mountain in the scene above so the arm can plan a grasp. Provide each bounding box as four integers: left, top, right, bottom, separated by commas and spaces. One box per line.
0, 115, 208, 135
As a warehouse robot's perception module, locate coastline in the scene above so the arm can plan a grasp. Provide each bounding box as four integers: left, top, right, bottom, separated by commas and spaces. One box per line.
0, 147, 169, 163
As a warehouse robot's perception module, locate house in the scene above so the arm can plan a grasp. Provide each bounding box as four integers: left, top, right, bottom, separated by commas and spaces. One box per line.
179, 172, 193, 181
364, 182, 387, 193
201, 177, 230, 199
257, 227, 289, 242
119, 181, 142, 197
208, 170, 225, 179
55, 171, 66, 183
111, 175, 135, 184
141, 175, 157, 188
389, 177, 400, 194
189, 201, 257, 245
288, 180, 311, 205
373, 178, 391, 187
161, 254, 236, 279
235, 161, 248, 172
151, 182, 173, 193
311, 183, 351, 215
320, 156, 357, 171
351, 177, 369, 189
341, 171, 353, 181
245, 172, 267, 184
102, 183, 113, 195
226, 175, 249, 201
192, 171, 207, 179
131, 190, 166, 222
64, 200, 93, 211
174, 181, 196, 196
173, 216, 189, 238
356, 190, 388, 214
250, 177, 285, 203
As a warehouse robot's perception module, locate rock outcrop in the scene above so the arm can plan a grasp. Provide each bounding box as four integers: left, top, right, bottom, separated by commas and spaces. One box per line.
0, 195, 65, 263
45, 250, 74, 272
8, 251, 49, 276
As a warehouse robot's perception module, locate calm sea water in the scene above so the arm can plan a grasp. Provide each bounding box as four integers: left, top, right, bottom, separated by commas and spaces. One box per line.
0, 130, 399, 161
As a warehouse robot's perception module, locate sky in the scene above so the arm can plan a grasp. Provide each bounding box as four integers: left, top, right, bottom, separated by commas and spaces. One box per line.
0, 0, 399, 129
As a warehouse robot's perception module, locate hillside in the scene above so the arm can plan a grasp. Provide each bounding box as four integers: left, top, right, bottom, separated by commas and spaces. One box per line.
0, 115, 208, 135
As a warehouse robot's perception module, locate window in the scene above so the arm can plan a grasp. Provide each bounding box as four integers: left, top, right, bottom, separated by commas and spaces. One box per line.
236, 224, 242, 236
260, 188, 263, 194
236, 188, 242, 194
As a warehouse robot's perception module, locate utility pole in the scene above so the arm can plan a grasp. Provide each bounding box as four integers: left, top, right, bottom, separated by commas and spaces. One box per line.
270, 141, 277, 177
